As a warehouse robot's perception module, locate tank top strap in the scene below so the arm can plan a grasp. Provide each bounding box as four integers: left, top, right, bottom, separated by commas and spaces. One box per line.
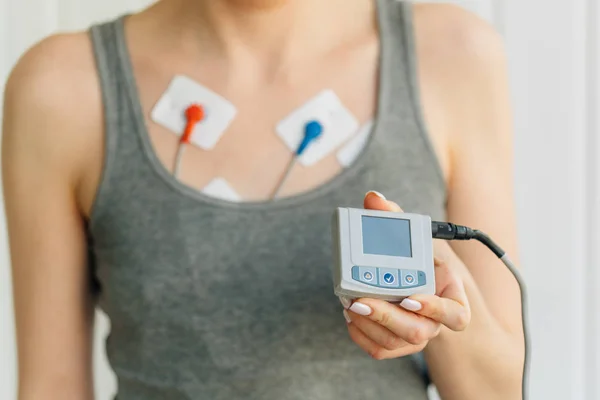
380, 0, 425, 114
88, 17, 153, 227
89, 16, 133, 154
370, 0, 446, 208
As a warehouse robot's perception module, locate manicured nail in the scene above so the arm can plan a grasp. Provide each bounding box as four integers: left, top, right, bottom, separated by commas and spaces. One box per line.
400, 298, 422, 312
366, 191, 386, 200
349, 302, 372, 316
343, 310, 352, 324
339, 296, 352, 309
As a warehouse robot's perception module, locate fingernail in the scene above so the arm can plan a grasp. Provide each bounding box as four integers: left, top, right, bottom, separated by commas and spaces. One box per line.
339, 296, 352, 309
366, 191, 386, 200
343, 310, 352, 323
400, 299, 422, 312
349, 302, 372, 316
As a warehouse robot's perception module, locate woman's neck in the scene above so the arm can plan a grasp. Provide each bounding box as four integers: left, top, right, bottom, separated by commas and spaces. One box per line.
154, 0, 376, 67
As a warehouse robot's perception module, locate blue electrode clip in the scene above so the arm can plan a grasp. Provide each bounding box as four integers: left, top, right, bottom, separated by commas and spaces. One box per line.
272, 120, 324, 199
296, 120, 323, 155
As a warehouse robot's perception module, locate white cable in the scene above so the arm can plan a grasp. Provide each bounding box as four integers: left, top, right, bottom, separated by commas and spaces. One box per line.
500, 254, 530, 400
272, 157, 297, 200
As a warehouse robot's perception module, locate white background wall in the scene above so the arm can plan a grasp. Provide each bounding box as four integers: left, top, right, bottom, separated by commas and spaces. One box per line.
1, 1, 598, 399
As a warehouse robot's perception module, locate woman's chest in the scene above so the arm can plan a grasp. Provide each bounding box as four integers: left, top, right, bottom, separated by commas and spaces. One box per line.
129, 39, 381, 201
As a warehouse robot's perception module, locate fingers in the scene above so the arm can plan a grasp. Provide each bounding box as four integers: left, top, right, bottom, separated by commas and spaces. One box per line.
400, 258, 471, 331
344, 310, 411, 351
402, 294, 470, 331
432, 256, 469, 305
348, 299, 441, 345
363, 191, 402, 212
342, 299, 440, 360
346, 321, 427, 360
339, 296, 353, 309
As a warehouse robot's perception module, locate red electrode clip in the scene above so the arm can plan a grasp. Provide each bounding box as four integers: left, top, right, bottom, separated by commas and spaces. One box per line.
181, 104, 205, 144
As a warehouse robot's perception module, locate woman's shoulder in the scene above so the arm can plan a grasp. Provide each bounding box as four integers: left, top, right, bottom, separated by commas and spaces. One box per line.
412, 2, 509, 132
6, 30, 98, 95
5, 30, 102, 137
4, 30, 105, 213
408, 2, 510, 183
412, 2, 505, 73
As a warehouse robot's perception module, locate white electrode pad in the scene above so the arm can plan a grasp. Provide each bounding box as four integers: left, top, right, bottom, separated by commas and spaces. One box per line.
202, 178, 242, 202
276, 90, 359, 166
151, 75, 237, 150
336, 120, 374, 167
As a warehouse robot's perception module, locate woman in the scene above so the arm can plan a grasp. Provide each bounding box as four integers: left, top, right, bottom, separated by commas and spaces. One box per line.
3, 0, 524, 399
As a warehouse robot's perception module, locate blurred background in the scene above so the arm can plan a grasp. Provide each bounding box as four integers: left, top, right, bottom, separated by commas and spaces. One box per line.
1, 0, 598, 399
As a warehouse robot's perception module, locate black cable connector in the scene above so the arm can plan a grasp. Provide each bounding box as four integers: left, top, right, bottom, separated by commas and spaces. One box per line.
431, 221, 505, 258
431, 221, 476, 240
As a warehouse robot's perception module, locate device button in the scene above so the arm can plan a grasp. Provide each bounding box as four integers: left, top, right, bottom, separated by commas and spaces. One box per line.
378, 268, 400, 288
352, 266, 379, 286
400, 270, 419, 287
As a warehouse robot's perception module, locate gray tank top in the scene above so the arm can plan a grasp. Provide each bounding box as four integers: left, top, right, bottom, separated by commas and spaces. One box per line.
88, 0, 446, 398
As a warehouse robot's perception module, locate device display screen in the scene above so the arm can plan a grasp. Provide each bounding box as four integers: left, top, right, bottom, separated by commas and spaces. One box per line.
361, 216, 412, 257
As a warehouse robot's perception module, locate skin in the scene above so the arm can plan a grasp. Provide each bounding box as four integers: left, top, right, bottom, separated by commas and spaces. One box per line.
2, 0, 523, 399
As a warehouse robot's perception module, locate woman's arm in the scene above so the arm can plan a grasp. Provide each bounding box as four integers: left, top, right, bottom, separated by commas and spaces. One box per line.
2, 34, 99, 399
414, 5, 524, 399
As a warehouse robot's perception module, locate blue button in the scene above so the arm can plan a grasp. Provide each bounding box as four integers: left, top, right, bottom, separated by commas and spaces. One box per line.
363, 271, 374, 281
378, 268, 399, 287
383, 273, 395, 284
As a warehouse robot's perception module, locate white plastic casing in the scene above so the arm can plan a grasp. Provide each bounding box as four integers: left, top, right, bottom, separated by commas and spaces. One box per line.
332, 207, 436, 301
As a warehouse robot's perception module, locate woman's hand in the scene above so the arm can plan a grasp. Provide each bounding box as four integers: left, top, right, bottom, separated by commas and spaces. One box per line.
340, 191, 471, 360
